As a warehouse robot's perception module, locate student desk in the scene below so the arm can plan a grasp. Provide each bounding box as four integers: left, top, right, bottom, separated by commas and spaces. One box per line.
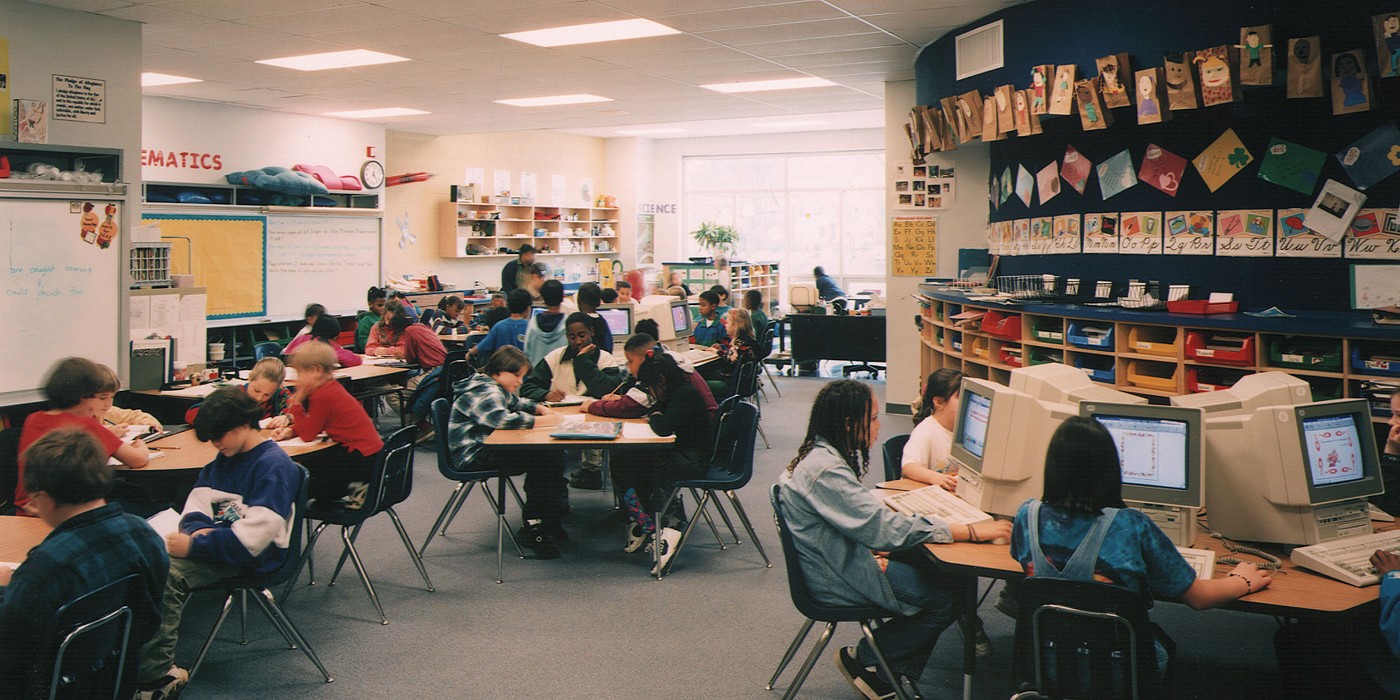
437, 331, 486, 349
0, 516, 52, 563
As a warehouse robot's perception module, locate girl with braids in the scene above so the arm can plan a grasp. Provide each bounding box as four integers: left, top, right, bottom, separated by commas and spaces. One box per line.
778, 380, 1010, 698
901, 368, 964, 488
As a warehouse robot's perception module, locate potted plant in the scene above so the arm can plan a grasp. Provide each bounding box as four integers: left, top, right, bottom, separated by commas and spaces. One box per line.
690, 222, 739, 265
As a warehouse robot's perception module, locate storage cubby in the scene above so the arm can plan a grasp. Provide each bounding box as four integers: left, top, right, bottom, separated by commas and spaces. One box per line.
1186, 366, 1250, 393
1028, 346, 1064, 366
980, 310, 1022, 341
1124, 359, 1180, 394
1184, 331, 1255, 367
663, 261, 782, 306
1265, 335, 1343, 373
1029, 315, 1064, 344
439, 201, 620, 258
1067, 321, 1114, 350
1072, 353, 1116, 384
1124, 325, 1181, 358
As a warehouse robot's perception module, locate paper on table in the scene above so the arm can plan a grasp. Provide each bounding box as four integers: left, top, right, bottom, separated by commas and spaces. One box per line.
362, 356, 399, 366
146, 508, 182, 539
179, 294, 207, 323
0, 562, 19, 571
109, 451, 165, 466
621, 423, 661, 439
130, 296, 151, 330
162, 383, 225, 398
150, 295, 181, 330
558, 414, 586, 426
277, 434, 328, 447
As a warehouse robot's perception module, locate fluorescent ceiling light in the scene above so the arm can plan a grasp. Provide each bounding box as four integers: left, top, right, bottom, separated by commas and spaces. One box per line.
495, 94, 613, 107
142, 72, 202, 87
324, 107, 429, 119
700, 77, 837, 93
503, 18, 679, 47
756, 120, 831, 128
257, 49, 409, 71
615, 128, 690, 136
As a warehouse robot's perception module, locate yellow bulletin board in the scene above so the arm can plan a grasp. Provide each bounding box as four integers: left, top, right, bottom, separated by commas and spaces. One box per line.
891, 216, 938, 276
142, 215, 266, 319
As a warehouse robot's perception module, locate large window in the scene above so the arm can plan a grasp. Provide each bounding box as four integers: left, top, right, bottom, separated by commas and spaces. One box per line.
682, 151, 886, 304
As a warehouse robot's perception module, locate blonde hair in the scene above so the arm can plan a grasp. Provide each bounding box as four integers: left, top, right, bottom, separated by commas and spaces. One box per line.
289, 342, 336, 372
666, 286, 686, 299
249, 357, 286, 385
726, 307, 754, 338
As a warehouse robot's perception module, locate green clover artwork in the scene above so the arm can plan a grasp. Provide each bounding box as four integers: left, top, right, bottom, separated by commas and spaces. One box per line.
1227, 147, 1251, 168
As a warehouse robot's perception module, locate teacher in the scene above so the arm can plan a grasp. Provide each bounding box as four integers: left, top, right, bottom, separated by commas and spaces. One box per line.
500, 244, 537, 293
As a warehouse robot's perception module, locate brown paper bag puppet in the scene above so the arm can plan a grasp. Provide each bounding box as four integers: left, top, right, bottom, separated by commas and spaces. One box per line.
1288, 36, 1324, 98
1332, 50, 1372, 114
1135, 67, 1172, 124
995, 85, 1016, 133
1195, 46, 1239, 106
1097, 53, 1132, 108
1164, 51, 1199, 110
957, 91, 983, 142
1076, 79, 1112, 130
1014, 90, 1042, 136
1373, 12, 1400, 77
938, 97, 960, 145
1236, 25, 1274, 85
982, 96, 1004, 142
1049, 64, 1077, 115
1030, 64, 1052, 114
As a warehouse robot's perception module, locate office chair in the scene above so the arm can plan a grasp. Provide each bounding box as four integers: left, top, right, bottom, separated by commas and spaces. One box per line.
27, 573, 147, 700
252, 342, 282, 360
881, 434, 911, 483
187, 465, 332, 686
767, 485, 918, 700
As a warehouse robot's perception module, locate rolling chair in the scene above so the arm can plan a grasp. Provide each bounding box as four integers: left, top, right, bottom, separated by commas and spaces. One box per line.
27, 573, 149, 700
881, 434, 911, 483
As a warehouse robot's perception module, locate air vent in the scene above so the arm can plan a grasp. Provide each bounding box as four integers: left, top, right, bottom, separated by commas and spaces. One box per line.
955, 20, 1004, 80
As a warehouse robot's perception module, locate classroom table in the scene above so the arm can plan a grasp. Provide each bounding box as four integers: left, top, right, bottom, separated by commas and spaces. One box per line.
437, 331, 487, 348
122, 428, 336, 472
0, 515, 52, 563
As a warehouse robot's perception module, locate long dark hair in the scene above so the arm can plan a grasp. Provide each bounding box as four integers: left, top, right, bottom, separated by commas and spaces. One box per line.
786, 380, 874, 477
636, 350, 687, 406
913, 368, 963, 425
1041, 416, 1126, 514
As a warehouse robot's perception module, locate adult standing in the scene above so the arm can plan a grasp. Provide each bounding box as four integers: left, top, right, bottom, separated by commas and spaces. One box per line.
501, 244, 537, 293
813, 266, 846, 302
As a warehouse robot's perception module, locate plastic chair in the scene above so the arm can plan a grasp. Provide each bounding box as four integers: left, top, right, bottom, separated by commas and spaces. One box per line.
756, 322, 781, 398
1012, 577, 1160, 700
730, 361, 769, 449
0, 426, 21, 514
287, 426, 431, 625
253, 342, 282, 360
651, 403, 769, 579
881, 434, 911, 483
437, 353, 473, 405
766, 484, 916, 700
26, 573, 147, 700
418, 398, 529, 584
187, 465, 332, 686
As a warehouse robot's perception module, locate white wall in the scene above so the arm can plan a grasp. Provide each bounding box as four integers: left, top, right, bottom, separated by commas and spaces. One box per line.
883, 80, 990, 411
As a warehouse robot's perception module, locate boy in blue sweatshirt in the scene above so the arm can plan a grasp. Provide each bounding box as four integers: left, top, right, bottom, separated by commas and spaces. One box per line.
135, 387, 300, 698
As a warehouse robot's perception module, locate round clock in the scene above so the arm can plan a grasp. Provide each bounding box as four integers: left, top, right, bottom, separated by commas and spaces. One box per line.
361, 160, 385, 189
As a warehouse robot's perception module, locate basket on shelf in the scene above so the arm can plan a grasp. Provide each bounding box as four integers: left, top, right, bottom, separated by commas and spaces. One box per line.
994, 274, 1060, 301
128, 242, 172, 288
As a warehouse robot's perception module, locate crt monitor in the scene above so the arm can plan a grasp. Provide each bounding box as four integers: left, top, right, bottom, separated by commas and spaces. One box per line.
950, 378, 1077, 518
636, 295, 693, 347
596, 304, 634, 338
1010, 363, 1147, 406
1081, 401, 1204, 547
1170, 371, 1311, 417
1203, 398, 1383, 545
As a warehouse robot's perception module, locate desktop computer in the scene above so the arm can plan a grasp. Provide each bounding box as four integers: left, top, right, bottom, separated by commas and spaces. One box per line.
1081, 401, 1205, 547
1170, 370, 1312, 417
636, 295, 694, 351
950, 377, 1076, 518
596, 304, 634, 353
1010, 363, 1147, 406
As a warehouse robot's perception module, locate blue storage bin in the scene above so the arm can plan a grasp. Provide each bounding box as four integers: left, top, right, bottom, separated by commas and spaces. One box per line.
951, 331, 963, 353
1067, 321, 1114, 349
1352, 347, 1400, 378
1075, 355, 1116, 383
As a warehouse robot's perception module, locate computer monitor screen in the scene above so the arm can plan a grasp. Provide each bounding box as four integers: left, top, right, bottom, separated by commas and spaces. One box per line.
1082, 402, 1204, 509
596, 306, 632, 337
950, 378, 1074, 518
1301, 412, 1367, 488
531, 305, 546, 317
671, 301, 692, 335
959, 390, 992, 460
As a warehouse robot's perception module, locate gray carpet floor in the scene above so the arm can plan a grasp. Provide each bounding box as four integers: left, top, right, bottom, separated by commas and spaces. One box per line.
176, 371, 1289, 699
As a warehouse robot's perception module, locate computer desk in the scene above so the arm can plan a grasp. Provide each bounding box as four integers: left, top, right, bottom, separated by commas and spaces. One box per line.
786, 313, 887, 376
0, 516, 52, 563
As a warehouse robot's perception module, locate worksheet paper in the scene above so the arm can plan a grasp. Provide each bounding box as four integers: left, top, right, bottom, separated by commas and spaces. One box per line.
622, 423, 662, 440
150, 295, 180, 330
130, 296, 151, 330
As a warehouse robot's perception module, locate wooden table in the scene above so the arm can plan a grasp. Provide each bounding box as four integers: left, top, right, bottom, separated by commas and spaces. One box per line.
0, 516, 52, 563
123, 429, 335, 472
437, 331, 486, 346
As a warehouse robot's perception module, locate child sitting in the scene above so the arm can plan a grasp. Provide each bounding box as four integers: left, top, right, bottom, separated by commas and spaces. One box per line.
709, 285, 733, 316
477, 292, 509, 328
743, 289, 768, 333
574, 282, 613, 354
17, 358, 150, 513
294, 303, 325, 340
0, 429, 168, 696
283, 315, 362, 367
134, 388, 300, 699
691, 290, 726, 347
355, 286, 387, 353
616, 280, 638, 304
901, 368, 964, 490
184, 357, 293, 428
473, 289, 533, 361
600, 287, 619, 304
367, 299, 447, 419
96, 363, 163, 433
583, 333, 717, 419
424, 295, 467, 334
520, 313, 624, 403
707, 307, 759, 399
524, 280, 568, 364
448, 346, 565, 555
274, 343, 383, 507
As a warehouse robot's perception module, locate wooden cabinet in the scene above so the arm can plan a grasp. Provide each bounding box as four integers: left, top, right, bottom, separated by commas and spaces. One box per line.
438, 202, 619, 259
663, 261, 782, 303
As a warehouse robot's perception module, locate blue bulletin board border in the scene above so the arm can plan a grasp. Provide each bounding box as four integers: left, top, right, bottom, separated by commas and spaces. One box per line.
140, 213, 267, 320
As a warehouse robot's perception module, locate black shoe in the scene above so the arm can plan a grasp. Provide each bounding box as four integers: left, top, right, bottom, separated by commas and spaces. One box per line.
569, 468, 603, 490
835, 646, 896, 700
516, 523, 560, 559
540, 522, 569, 541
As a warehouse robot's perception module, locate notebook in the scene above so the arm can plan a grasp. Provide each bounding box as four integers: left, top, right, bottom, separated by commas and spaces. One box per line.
549, 422, 622, 440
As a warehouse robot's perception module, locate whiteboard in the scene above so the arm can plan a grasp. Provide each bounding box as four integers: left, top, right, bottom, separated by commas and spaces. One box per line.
1, 196, 122, 405
266, 215, 380, 319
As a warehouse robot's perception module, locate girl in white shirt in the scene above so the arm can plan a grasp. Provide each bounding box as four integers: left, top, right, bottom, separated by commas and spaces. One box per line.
901, 368, 963, 490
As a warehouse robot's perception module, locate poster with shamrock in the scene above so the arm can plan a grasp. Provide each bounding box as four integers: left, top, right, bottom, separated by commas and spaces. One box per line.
1193, 128, 1253, 192
1052, 215, 1082, 254
1120, 212, 1164, 254
1163, 211, 1214, 255
1083, 213, 1119, 253
1275, 208, 1342, 258
1216, 210, 1275, 256
1343, 208, 1400, 259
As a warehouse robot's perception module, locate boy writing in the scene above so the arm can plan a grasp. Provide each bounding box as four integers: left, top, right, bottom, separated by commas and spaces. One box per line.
275, 343, 384, 507
583, 333, 717, 420
521, 313, 624, 403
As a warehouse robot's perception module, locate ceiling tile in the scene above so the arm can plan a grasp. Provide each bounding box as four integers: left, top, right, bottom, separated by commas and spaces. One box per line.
549, 32, 721, 59
309, 20, 484, 50
644, 60, 793, 81
831, 0, 988, 13
804, 60, 915, 77
736, 32, 907, 59
239, 4, 421, 35
777, 45, 916, 69
605, 0, 806, 17
101, 3, 215, 30
200, 36, 351, 61
699, 17, 877, 46
143, 22, 297, 51
860, 6, 998, 32
24, 0, 133, 12
584, 45, 751, 68
443, 1, 635, 35
660, 1, 848, 33
156, 0, 359, 20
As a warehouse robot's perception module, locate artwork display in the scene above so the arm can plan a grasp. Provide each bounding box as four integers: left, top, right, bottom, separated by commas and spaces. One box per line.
1335, 121, 1400, 189
1216, 209, 1275, 257
1373, 11, 1400, 78
1030, 64, 1052, 114
1163, 211, 1214, 255
1276, 207, 1342, 258
1049, 64, 1077, 115
1120, 212, 1164, 254
1164, 51, 1200, 110
1015, 164, 1035, 206
1097, 53, 1132, 108
1135, 67, 1171, 125
995, 85, 1016, 134
1061, 145, 1092, 194
1237, 25, 1274, 85
1345, 209, 1400, 259
1258, 138, 1326, 195
1083, 213, 1120, 254
1288, 36, 1324, 98
957, 91, 983, 142
1097, 149, 1137, 200
1139, 144, 1187, 197
1193, 128, 1252, 192
1014, 90, 1042, 136
982, 95, 1003, 142
1305, 179, 1367, 241
1332, 50, 1372, 115
1052, 215, 1082, 254
1037, 161, 1061, 205
1075, 79, 1112, 130
1195, 46, 1239, 106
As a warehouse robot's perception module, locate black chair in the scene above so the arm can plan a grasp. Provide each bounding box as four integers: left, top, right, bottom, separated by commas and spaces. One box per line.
418, 398, 528, 584
755, 322, 781, 398
728, 361, 769, 449
881, 434, 911, 483
0, 426, 21, 515
253, 342, 282, 360
187, 465, 332, 686
766, 485, 916, 700
25, 573, 149, 700
1012, 577, 1160, 700
286, 426, 432, 625
437, 356, 474, 405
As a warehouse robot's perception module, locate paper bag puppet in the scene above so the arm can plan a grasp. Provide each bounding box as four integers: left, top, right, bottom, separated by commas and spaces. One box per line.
1236, 25, 1274, 85
1030, 65, 1052, 114
938, 97, 960, 144
982, 96, 1004, 142
957, 91, 984, 142
1135, 68, 1171, 124
1373, 12, 1400, 77
1014, 90, 1042, 136
1096, 53, 1132, 108
1288, 37, 1324, 98
1195, 46, 1239, 106
995, 85, 1016, 134
1332, 50, 1372, 115
1163, 52, 1199, 110
1049, 64, 1077, 115
1075, 79, 1112, 130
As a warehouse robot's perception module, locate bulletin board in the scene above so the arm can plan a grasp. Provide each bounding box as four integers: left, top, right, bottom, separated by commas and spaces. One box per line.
142, 214, 267, 319
891, 216, 938, 276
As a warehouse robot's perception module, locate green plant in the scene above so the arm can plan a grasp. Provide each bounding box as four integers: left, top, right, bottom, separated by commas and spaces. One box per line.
690, 222, 739, 257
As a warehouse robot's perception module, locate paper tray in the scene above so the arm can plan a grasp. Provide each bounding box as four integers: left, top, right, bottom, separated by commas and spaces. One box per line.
1166, 300, 1239, 315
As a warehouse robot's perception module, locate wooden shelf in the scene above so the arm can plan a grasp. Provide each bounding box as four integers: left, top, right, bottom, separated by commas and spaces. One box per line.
439, 201, 620, 258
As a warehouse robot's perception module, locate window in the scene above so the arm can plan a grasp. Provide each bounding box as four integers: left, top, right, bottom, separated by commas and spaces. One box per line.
682, 150, 885, 305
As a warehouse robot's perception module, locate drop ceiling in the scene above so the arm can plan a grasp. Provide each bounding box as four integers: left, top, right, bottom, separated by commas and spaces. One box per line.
25, 0, 1021, 137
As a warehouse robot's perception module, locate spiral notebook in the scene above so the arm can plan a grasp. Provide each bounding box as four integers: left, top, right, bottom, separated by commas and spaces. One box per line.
549, 422, 622, 440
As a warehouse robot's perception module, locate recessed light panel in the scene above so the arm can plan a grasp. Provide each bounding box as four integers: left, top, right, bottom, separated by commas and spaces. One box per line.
324, 108, 429, 119
700, 77, 837, 94
258, 49, 409, 72
142, 73, 203, 87
503, 19, 679, 48
495, 94, 614, 107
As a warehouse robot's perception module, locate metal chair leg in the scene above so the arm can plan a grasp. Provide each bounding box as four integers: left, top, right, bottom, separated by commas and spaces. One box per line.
703, 488, 741, 544
862, 621, 918, 700
767, 618, 816, 690
250, 589, 299, 649
758, 422, 771, 449
696, 492, 727, 550
726, 491, 772, 567
238, 590, 249, 645
779, 622, 836, 700
419, 482, 471, 556
482, 487, 527, 557
281, 521, 329, 601
388, 508, 434, 592
505, 476, 526, 511
442, 481, 476, 535
762, 363, 782, 396
328, 522, 364, 586
251, 588, 333, 683
188, 593, 237, 684
339, 526, 388, 624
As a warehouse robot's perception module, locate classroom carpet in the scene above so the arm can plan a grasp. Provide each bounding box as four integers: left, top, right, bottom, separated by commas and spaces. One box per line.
175, 371, 1288, 700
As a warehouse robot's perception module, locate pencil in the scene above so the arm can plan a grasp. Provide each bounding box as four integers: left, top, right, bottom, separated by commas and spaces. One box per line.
149, 446, 180, 450
608, 379, 628, 395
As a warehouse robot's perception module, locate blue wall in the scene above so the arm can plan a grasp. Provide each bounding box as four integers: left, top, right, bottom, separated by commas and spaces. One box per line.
915, 0, 1400, 311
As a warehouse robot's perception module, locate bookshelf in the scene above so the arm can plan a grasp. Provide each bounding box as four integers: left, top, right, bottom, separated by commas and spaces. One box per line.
438, 202, 620, 258
663, 260, 782, 305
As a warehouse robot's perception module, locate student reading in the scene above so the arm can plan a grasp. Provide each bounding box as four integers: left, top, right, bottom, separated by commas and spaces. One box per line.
778, 380, 1011, 698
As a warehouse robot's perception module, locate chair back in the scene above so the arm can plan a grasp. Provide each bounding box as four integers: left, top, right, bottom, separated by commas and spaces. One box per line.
709, 403, 758, 487
253, 342, 282, 360
1013, 577, 1158, 700
440, 358, 475, 403
729, 361, 760, 401
789, 284, 819, 309
880, 434, 911, 483
754, 324, 776, 361
715, 395, 741, 420
363, 426, 418, 514
431, 398, 495, 481
769, 484, 889, 624
27, 573, 142, 700
266, 465, 313, 589
0, 426, 21, 514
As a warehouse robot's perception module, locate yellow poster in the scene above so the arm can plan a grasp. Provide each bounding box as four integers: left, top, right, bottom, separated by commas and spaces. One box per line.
142, 215, 267, 318
891, 216, 938, 276
1192, 128, 1253, 192
0, 38, 10, 140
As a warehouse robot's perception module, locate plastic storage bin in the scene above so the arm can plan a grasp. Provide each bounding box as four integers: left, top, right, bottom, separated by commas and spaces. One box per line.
1125, 360, 1179, 392
1165, 299, 1239, 314
1074, 354, 1116, 383
980, 311, 1023, 341
1267, 337, 1342, 372
968, 336, 990, 360
1126, 326, 1182, 358
1305, 378, 1344, 402
1186, 366, 1248, 393
1352, 346, 1400, 378
998, 344, 1024, 368
951, 331, 963, 353
1028, 347, 1064, 366
1362, 381, 1397, 417
1067, 321, 1114, 350
1029, 316, 1064, 344
1184, 331, 1255, 366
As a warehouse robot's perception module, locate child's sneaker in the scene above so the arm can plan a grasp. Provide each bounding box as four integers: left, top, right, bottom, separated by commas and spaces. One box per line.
339, 481, 369, 510
648, 527, 681, 575
133, 665, 189, 700
623, 523, 648, 553
835, 646, 895, 700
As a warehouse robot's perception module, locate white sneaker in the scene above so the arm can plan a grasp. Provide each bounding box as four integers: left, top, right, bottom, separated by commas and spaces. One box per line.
648, 527, 682, 575
623, 523, 648, 553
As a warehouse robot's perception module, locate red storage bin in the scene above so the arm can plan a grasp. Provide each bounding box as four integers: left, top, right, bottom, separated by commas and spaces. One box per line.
998, 345, 1024, 368
1184, 331, 1255, 366
980, 310, 1022, 341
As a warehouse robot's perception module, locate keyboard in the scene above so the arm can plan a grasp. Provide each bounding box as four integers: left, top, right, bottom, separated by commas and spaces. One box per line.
884, 485, 993, 526
1176, 547, 1217, 580
1291, 529, 1400, 587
